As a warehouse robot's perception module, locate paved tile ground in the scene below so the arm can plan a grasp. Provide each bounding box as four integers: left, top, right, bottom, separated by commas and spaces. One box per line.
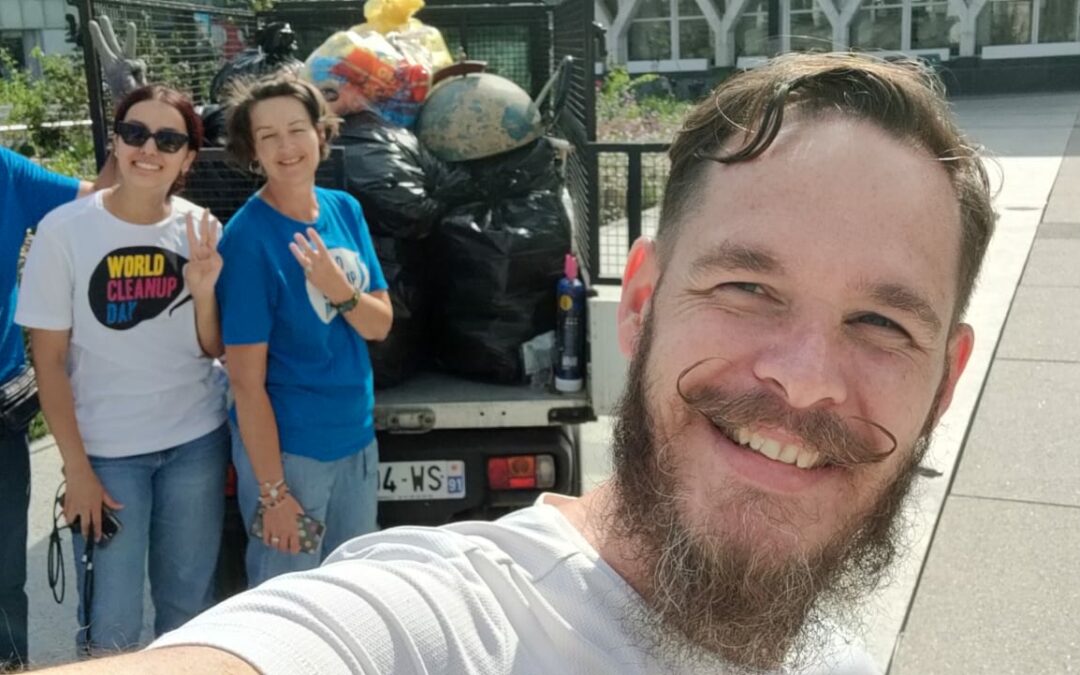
889, 101, 1080, 674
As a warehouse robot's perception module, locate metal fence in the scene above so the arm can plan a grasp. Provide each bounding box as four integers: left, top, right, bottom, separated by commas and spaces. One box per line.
589, 143, 670, 283
76, 0, 258, 165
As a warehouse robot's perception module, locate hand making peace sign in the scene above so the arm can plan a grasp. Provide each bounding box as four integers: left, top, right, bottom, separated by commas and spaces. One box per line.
289, 227, 355, 304
184, 210, 223, 300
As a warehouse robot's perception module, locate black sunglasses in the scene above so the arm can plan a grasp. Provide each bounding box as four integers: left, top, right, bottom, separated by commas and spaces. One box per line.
114, 120, 190, 154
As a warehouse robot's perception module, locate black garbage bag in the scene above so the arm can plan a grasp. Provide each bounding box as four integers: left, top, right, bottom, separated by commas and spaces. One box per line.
431, 191, 570, 383
339, 112, 472, 240
200, 104, 228, 148
209, 22, 303, 104
455, 136, 562, 202
368, 236, 430, 389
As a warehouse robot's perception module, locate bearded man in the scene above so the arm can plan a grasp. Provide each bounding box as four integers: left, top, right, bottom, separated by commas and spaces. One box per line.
36, 52, 993, 675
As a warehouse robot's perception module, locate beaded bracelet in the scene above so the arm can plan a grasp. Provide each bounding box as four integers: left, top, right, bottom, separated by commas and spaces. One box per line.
258, 481, 290, 509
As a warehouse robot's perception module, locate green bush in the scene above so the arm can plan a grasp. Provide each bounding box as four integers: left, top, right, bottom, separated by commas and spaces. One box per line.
597, 67, 692, 143
0, 47, 96, 179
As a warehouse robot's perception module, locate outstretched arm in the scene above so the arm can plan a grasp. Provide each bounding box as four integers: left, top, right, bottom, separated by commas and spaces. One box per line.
31, 646, 255, 674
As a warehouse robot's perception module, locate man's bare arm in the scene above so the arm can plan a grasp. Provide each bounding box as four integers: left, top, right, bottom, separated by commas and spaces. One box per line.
32, 646, 257, 674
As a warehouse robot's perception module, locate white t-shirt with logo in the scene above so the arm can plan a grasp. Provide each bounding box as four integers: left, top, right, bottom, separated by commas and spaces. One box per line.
15, 191, 226, 458
150, 494, 880, 674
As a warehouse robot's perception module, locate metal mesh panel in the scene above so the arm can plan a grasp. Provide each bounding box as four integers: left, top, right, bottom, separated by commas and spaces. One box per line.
593, 144, 669, 282
86, 0, 256, 106
597, 152, 629, 280
181, 147, 347, 224
553, 0, 596, 281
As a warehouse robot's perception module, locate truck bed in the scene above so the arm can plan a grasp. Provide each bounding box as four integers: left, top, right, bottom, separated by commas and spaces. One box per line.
373, 371, 592, 432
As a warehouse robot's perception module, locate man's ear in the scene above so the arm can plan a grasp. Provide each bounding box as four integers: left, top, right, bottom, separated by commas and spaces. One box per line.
617, 237, 659, 358
931, 323, 975, 426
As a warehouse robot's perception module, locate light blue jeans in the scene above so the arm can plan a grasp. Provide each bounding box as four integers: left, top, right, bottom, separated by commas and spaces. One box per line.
230, 422, 379, 587
72, 423, 229, 654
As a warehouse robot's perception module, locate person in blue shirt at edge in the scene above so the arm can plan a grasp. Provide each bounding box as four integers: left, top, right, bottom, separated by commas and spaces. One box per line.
0, 148, 113, 671
216, 74, 392, 586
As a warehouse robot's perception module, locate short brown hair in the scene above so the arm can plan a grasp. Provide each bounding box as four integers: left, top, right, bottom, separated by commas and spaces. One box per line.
660, 52, 994, 324
224, 74, 341, 171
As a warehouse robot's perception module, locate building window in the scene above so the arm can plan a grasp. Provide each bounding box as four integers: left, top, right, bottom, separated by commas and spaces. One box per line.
0, 34, 25, 72
977, 0, 1034, 45
736, 0, 771, 56
788, 0, 833, 51
851, 0, 904, 50
911, 0, 953, 49
1037, 0, 1079, 42
628, 0, 718, 61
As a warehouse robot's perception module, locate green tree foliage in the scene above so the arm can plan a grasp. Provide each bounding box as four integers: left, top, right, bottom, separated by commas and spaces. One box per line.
0, 47, 96, 179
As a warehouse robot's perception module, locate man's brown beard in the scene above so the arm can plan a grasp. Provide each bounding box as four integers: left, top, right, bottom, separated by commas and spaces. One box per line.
608, 308, 940, 672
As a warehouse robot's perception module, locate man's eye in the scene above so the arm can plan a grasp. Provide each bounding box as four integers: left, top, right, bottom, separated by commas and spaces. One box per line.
855, 313, 907, 334
722, 282, 766, 295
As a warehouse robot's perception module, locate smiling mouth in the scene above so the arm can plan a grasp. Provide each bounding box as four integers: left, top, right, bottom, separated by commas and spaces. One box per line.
133, 161, 162, 171
278, 157, 303, 166
712, 422, 827, 470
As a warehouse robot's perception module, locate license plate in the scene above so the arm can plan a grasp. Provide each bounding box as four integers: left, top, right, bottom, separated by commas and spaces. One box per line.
378, 460, 466, 501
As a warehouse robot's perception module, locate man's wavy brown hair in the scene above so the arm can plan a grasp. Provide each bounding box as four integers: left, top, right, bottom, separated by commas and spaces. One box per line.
660, 52, 995, 324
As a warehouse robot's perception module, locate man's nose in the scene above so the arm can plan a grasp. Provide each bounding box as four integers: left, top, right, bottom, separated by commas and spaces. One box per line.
751, 324, 848, 410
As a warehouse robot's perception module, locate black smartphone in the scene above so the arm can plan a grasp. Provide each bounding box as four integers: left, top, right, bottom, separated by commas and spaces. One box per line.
58, 494, 122, 544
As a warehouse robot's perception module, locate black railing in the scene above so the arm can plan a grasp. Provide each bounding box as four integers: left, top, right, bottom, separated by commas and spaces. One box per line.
587, 142, 670, 284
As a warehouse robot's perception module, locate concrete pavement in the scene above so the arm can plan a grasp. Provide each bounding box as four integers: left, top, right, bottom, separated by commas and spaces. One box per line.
20, 92, 1080, 671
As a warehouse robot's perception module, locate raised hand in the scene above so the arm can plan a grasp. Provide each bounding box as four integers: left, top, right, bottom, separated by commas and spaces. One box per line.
289, 227, 354, 304
88, 15, 148, 98
184, 210, 223, 300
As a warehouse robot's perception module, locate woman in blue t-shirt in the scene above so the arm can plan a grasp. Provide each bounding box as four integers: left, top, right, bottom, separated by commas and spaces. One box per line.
217, 75, 392, 585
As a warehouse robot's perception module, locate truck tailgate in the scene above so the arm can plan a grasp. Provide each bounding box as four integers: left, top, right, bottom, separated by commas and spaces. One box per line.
374, 371, 593, 432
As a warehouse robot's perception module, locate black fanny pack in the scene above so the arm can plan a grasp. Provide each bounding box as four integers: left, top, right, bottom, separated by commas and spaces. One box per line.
0, 367, 40, 433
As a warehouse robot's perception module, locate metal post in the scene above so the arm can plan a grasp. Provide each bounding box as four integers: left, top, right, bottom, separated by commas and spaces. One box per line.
627, 149, 642, 244
76, 0, 108, 169
586, 146, 602, 281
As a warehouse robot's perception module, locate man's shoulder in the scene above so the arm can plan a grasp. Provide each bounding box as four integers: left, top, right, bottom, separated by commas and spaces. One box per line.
328, 503, 591, 581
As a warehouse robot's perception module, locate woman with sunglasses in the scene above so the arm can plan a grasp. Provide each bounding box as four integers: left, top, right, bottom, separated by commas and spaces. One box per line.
216, 75, 391, 586
15, 85, 229, 654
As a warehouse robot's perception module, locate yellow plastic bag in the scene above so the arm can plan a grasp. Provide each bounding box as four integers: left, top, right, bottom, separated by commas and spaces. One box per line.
362, 0, 452, 70
303, 0, 451, 126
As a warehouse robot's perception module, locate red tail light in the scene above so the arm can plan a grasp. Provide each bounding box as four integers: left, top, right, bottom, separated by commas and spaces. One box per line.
487, 454, 557, 490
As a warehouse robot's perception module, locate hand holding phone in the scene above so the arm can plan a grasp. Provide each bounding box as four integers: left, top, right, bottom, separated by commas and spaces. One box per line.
58, 492, 122, 545
60, 465, 124, 543
251, 503, 325, 555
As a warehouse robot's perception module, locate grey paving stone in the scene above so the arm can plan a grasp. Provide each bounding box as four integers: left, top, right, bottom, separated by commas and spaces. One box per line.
890, 497, 1080, 675
1036, 222, 1080, 240
1019, 238, 1080, 286
1042, 138, 1080, 224
952, 360, 1080, 506
996, 286, 1080, 361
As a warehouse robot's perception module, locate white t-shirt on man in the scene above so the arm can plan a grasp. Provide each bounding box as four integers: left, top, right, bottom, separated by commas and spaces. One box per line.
15, 191, 226, 457
149, 495, 880, 674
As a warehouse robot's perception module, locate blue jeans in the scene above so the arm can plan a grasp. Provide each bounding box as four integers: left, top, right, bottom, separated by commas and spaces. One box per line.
72, 423, 229, 654
0, 429, 29, 669
231, 422, 379, 587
